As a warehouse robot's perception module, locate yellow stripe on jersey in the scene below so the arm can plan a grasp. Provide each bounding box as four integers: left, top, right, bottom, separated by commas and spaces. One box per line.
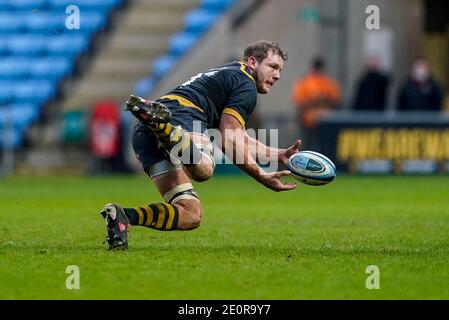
223, 108, 245, 128
159, 95, 204, 113
238, 62, 255, 83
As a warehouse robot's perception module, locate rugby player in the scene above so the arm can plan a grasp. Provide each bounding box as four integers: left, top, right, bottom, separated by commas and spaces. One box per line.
100, 40, 301, 250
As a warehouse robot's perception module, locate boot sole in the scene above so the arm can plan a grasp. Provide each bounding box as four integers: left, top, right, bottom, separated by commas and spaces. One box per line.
126, 95, 172, 124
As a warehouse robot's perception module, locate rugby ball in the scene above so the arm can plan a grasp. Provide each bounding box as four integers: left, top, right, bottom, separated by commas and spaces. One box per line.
287, 151, 336, 186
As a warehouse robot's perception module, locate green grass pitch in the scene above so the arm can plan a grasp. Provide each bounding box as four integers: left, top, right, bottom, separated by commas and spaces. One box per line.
1, 174, 448, 299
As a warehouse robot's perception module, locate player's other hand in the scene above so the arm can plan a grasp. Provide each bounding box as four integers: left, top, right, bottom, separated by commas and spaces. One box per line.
278, 140, 301, 165
259, 170, 297, 192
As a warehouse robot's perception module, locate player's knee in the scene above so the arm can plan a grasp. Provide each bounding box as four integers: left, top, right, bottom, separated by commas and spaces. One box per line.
188, 138, 215, 182
188, 164, 214, 182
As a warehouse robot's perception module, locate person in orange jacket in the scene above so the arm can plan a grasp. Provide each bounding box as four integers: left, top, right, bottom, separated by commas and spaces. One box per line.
292, 56, 340, 150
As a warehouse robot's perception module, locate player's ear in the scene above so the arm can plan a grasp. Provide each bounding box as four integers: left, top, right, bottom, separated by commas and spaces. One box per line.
246, 56, 257, 70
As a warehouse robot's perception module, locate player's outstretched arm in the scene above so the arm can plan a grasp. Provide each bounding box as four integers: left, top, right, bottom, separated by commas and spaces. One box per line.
219, 114, 296, 192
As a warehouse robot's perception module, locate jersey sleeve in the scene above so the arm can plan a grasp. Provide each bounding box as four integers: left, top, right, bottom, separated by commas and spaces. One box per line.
222, 71, 257, 128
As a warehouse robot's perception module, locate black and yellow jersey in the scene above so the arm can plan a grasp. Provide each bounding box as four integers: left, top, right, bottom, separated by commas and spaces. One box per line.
157, 61, 257, 129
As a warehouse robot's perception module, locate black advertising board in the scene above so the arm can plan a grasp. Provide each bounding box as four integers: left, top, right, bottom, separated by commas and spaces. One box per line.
317, 112, 449, 174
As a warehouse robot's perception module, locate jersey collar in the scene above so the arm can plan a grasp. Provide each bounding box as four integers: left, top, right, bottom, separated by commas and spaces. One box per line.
238, 61, 256, 83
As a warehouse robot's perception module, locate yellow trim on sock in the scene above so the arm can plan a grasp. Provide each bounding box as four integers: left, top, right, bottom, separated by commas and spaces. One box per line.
135, 207, 144, 225
159, 95, 204, 113
155, 204, 166, 229
223, 108, 245, 128
143, 207, 153, 226
165, 204, 175, 230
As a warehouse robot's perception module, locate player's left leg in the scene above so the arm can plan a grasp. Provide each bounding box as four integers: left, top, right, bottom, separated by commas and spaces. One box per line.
100, 164, 204, 250
121, 168, 204, 231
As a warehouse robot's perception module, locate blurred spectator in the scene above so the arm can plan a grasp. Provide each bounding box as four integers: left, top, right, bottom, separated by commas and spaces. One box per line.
292, 56, 340, 150
397, 57, 443, 111
352, 56, 390, 111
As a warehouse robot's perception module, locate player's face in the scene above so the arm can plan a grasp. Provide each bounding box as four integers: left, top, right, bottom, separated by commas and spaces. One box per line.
253, 52, 284, 94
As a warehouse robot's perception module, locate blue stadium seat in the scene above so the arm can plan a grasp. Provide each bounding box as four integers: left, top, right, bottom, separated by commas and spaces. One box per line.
0, 2, 10, 11
0, 126, 24, 149
169, 32, 201, 56
24, 12, 106, 35
134, 77, 156, 97
8, 0, 49, 11
184, 9, 219, 34
30, 57, 72, 81
46, 35, 89, 56
0, 0, 121, 150
8, 35, 47, 56
0, 82, 14, 104
0, 58, 31, 79
14, 80, 55, 104
152, 55, 177, 80
78, 12, 107, 33
50, 0, 120, 12
25, 13, 66, 34
201, 0, 235, 12
0, 35, 9, 56
0, 13, 25, 34
0, 103, 39, 130
12, 103, 40, 128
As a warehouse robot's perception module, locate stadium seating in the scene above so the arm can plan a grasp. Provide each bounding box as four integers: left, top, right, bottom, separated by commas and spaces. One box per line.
0, 0, 122, 150
133, 0, 236, 97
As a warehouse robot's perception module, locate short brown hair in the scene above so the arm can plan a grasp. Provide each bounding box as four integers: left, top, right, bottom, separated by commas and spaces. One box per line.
243, 40, 288, 63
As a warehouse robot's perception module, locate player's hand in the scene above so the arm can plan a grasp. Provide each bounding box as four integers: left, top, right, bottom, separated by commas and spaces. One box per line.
259, 170, 297, 192
278, 140, 301, 165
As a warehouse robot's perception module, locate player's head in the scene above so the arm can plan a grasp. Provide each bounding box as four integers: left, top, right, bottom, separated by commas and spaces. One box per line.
243, 40, 288, 94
